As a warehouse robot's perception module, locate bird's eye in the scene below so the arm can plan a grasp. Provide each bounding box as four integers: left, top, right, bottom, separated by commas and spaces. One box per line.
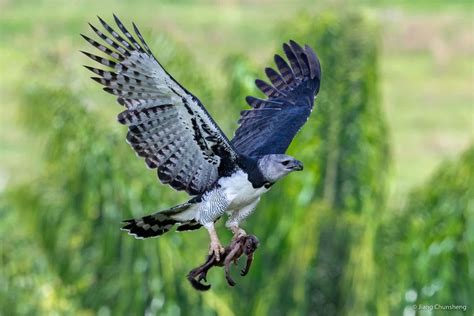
282, 160, 290, 166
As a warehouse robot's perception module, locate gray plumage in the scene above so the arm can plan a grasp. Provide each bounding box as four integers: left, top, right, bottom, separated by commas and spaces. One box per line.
257, 154, 303, 183
82, 15, 238, 196
81, 16, 321, 244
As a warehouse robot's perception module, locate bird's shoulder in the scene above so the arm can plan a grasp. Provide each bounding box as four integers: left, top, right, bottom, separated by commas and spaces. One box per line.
234, 155, 269, 189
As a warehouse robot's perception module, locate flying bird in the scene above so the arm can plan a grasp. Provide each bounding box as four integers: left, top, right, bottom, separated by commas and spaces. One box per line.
82, 15, 321, 260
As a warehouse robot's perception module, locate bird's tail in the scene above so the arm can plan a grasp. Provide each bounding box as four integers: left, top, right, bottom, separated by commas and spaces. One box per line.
121, 202, 201, 239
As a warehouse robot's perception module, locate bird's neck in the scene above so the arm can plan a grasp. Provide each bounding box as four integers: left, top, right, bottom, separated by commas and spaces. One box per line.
236, 155, 269, 189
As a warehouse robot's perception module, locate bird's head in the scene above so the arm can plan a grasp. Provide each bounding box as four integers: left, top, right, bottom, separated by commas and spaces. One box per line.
257, 154, 303, 183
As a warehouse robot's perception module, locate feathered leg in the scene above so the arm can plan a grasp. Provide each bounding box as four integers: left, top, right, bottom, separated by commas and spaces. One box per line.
225, 199, 259, 240
229, 226, 247, 240
197, 189, 230, 262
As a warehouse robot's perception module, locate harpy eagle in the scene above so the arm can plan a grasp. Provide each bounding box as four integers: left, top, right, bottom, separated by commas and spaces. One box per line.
82, 16, 321, 260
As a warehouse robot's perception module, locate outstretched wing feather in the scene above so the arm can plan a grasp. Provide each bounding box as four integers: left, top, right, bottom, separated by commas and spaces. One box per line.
82, 16, 238, 195
231, 40, 321, 156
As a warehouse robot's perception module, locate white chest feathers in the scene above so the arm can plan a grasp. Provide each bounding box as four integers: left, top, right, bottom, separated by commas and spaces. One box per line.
218, 170, 269, 209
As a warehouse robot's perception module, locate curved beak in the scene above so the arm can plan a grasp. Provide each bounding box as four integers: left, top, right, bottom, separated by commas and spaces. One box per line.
292, 160, 304, 171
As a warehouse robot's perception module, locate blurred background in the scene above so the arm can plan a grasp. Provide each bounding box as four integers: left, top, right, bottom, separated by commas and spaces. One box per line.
0, 0, 472, 315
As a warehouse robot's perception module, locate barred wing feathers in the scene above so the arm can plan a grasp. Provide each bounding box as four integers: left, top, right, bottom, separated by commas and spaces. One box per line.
82, 16, 238, 195
231, 41, 321, 156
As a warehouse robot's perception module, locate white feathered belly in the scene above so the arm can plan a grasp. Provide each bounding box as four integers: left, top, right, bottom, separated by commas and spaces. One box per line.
172, 170, 268, 223
218, 170, 269, 210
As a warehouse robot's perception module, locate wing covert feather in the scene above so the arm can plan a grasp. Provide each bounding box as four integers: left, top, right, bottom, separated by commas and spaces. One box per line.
82, 16, 238, 195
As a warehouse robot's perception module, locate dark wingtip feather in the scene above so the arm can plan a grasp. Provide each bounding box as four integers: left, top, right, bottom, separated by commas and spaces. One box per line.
112, 14, 144, 53
245, 96, 254, 107
274, 53, 295, 84
97, 15, 106, 24
289, 39, 302, 50
288, 40, 304, 57
83, 64, 97, 74
97, 16, 114, 34
97, 15, 114, 32
282, 41, 303, 78
113, 14, 125, 28
88, 22, 99, 33
274, 53, 285, 65
246, 96, 268, 108
80, 33, 90, 41
90, 76, 103, 84
289, 40, 321, 79
103, 87, 114, 95
132, 21, 154, 56
265, 67, 286, 90
117, 98, 126, 106
145, 158, 158, 169
132, 22, 141, 36
117, 111, 127, 124
304, 44, 321, 80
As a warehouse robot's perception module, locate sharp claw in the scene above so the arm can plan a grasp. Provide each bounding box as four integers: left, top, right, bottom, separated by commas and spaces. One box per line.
209, 242, 224, 261
188, 234, 260, 291
231, 227, 247, 241
198, 274, 207, 282
226, 276, 236, 287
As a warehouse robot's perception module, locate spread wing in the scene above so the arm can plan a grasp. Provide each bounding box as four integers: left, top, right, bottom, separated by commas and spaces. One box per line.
81, 15, 238, 195
231, 40, 321, 157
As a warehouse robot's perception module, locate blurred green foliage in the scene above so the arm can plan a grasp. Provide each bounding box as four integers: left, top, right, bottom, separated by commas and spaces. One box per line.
0, 5, 472, 316
376, 146, 474, 315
